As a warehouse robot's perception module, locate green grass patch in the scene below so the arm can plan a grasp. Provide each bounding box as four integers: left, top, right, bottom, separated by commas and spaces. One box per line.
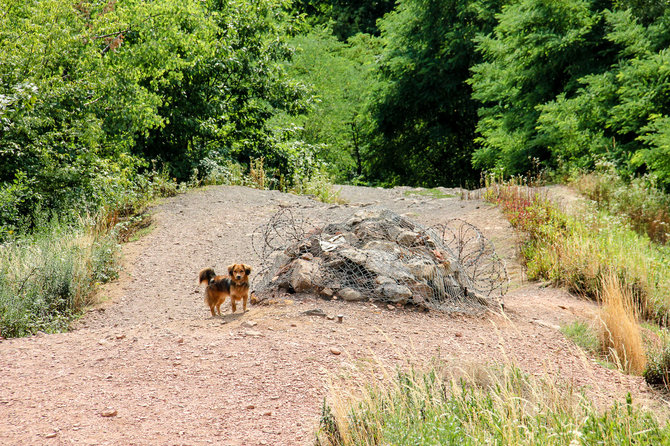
574, 166, 670, 245
0, 217, 119, 338
485, 182, 670, 325
317, 362, 670, 445
127, 223, 155, 243
561, 320, 599, 354
117, 214, 154, 243
403, 188, 455, 199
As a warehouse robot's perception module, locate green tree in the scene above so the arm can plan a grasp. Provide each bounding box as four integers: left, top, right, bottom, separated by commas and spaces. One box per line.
535, 7, 670, 184
273, 27, 381, 181
365, 0, 501, 187
0, 0, 311, 235
470, 0, 611, 176
293, 0, 396, 40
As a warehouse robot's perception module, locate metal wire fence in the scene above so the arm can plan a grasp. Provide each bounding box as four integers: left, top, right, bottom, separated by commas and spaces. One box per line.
252, 208, 507, 311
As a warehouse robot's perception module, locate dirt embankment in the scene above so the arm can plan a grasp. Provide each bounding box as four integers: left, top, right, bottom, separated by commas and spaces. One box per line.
0, 185, 659, 445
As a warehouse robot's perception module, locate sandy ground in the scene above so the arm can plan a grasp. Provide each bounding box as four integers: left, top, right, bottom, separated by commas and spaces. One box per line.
0, 185, 662, 445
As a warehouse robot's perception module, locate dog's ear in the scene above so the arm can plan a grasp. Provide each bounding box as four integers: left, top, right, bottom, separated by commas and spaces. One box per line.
228, 264, 235, 275
244, 264, 252, 275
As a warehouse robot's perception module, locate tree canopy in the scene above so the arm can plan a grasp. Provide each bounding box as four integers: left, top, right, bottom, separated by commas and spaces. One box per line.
3, 0, 670, 238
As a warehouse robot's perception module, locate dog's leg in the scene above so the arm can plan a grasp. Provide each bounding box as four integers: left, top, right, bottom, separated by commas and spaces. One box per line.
243, 295, 247, 312
210, 305, 216, 317
231, 299, 237, 313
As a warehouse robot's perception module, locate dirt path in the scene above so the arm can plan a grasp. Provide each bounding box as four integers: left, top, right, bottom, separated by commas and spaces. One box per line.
0, 185, 660, 445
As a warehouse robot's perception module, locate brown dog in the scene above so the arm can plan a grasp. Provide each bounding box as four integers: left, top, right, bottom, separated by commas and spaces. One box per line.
198, 264, 252, 316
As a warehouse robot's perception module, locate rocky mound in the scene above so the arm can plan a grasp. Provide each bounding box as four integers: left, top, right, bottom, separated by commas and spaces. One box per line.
252, 208, 507, 312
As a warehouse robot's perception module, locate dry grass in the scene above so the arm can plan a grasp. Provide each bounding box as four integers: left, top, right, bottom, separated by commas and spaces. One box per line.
0, 215, 119, 337
598, 273, 647, 375
317, 359, 669, 445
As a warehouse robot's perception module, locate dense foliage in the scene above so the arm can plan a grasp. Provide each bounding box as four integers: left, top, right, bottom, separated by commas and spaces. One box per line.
471, 0, 670, 182
293, 0, 396, 40
0, 0, 308, 237
364, 0, 501, 187
3, 0, 670, 236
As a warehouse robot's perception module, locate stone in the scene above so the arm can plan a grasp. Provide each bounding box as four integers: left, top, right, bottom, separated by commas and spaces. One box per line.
290, 259, 317, 292
379, 283, 412, 304
302, 308, 326, 317
396, 230, 419, 246
241, 321, 257, 328
363, 240, 401, 253
346, 209, 383, 226
100, 408, 117, 418
320, 287, 334, 298
330, 348, 341, 355
338, 288, 365, 302
246, 404, 255, 409
45, 433, 57, 439
364, 251, 413, 281
339, 248, 367, 265
375, 276, 395, 285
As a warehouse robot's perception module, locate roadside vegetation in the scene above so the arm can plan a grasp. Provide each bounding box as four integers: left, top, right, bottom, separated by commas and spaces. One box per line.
484, 174, 670, 389
316, 362, 670, 445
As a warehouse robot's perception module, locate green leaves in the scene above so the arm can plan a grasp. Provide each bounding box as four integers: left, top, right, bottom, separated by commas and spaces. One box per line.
365, 0, 502, 187
0, 0, 310, 233
471, 0, 600, 174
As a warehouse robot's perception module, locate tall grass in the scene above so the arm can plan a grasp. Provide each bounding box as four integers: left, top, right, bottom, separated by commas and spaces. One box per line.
317, 362, 669, 445
0, 216, 119, 337
486, 182, 670, 326
574, 167, 670, 245
0, 167, 180, 338
598, 273, 646, 374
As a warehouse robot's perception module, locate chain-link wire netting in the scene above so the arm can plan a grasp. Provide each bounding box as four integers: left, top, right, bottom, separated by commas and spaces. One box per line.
252, 208, 507, 311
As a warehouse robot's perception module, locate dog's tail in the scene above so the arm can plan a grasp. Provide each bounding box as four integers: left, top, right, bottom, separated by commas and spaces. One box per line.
199, 268, 216, 285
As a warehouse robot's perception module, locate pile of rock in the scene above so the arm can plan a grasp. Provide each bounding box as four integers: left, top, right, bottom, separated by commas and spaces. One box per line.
253, 209, 506, 312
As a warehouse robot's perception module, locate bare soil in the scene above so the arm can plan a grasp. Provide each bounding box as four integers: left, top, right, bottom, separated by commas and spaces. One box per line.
0, 185, 662, 445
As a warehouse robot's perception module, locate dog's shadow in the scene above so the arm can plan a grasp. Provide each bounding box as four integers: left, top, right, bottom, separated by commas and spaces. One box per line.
214, 312, 245, 323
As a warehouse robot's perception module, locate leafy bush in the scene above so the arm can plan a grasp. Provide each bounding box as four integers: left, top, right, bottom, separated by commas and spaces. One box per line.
644, 342, 670, 387
0, 0, 309, 236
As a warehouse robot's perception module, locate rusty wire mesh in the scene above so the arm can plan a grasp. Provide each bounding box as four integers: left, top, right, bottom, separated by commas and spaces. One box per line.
252, 208, 507, 311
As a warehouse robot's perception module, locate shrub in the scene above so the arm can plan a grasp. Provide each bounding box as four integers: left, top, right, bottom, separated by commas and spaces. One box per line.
575, 167, 670, 245
486, 180, 670, 326
644, 342, 670, 387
